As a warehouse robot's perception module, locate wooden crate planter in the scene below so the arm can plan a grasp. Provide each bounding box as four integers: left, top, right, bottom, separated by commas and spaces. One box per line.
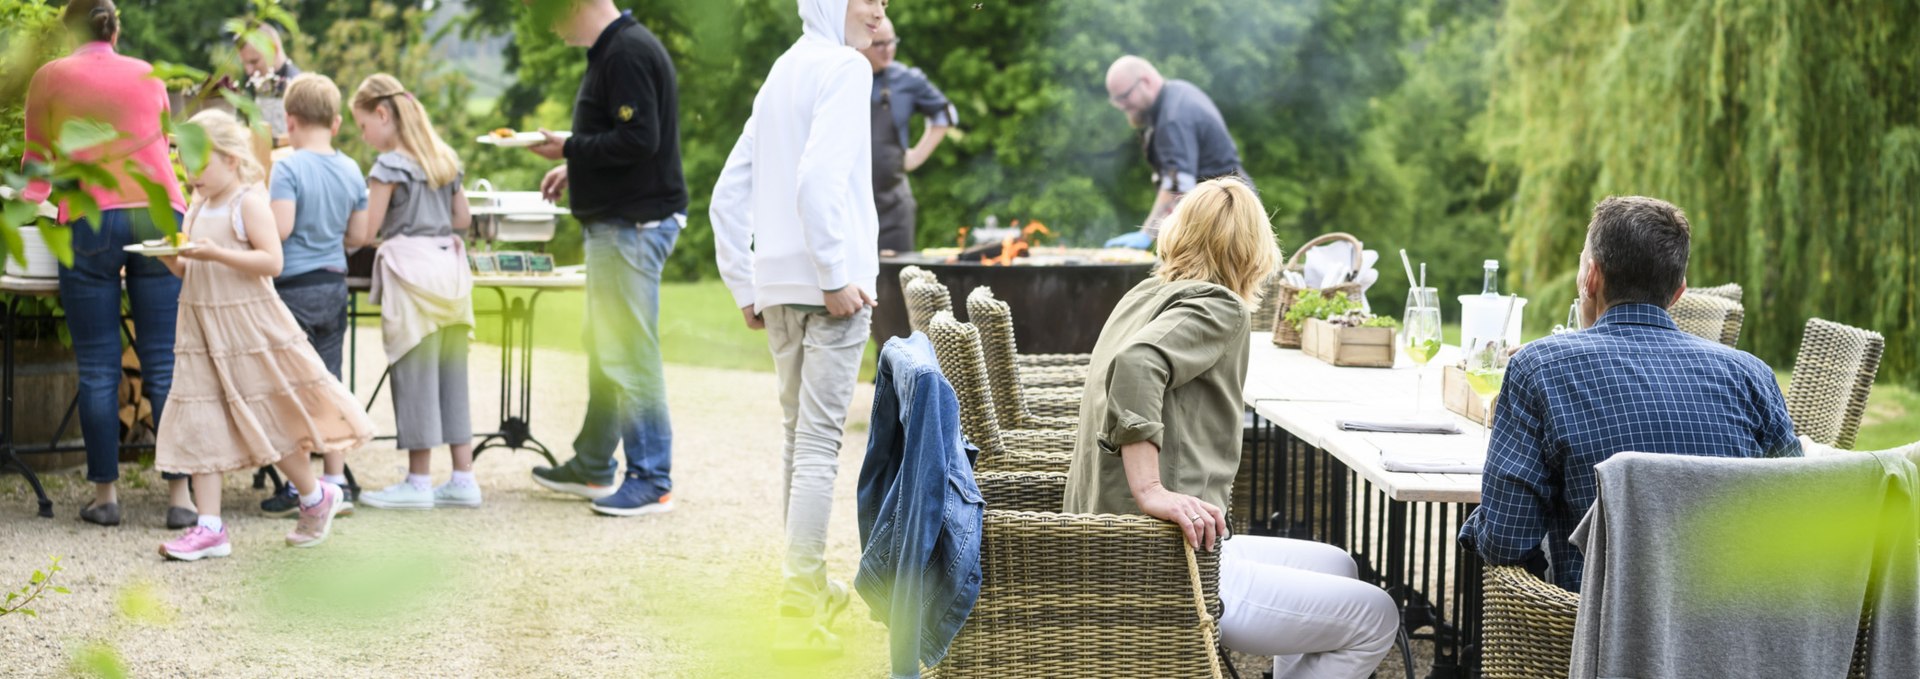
1300, 318, 1396, 368
1443, 365, 1495, 425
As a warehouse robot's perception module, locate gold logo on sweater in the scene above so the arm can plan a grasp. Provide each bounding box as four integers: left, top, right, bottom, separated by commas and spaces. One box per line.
618, 105, 635, 122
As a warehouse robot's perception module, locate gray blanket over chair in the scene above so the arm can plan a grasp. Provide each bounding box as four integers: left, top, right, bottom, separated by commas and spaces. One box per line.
1569, 451, 1919, 679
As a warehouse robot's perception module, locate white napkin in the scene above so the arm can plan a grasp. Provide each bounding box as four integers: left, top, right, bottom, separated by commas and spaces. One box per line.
1336, 415, 1462, 435
1369, 434, 1487, 474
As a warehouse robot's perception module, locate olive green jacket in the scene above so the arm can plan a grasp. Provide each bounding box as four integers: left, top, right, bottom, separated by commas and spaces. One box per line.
1063, 277, 1251, 515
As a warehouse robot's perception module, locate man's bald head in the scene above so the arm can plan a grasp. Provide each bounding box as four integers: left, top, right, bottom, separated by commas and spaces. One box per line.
1106, 55, 1164, 118
860, 16, 898, 73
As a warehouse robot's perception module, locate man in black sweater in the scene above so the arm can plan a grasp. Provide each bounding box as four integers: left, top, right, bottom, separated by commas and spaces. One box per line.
526, 0, 689, 518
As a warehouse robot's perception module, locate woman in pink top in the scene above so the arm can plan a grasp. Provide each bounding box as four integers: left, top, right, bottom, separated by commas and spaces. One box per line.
21, 0, 195, 529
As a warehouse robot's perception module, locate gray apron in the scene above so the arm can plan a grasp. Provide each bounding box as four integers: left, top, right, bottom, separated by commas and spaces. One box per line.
872, 86, 916, 253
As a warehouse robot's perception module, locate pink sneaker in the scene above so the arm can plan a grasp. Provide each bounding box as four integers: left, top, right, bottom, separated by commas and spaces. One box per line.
159, 525, 232, 561
286, 483, 344, 548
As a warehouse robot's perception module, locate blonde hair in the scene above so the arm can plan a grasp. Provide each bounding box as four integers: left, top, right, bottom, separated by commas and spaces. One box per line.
283, 73, 341, 128
1154, 177, 1281, 305
186, 109, 265, 186
350, 73, 460, 188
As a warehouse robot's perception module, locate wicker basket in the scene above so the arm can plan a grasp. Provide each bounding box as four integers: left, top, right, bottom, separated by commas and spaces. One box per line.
1271, 232, 1368, 349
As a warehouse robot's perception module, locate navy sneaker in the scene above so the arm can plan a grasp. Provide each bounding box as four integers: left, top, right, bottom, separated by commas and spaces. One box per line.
590, 473, 674, 517
260, 483, 300, 517
531, 464, 618, 500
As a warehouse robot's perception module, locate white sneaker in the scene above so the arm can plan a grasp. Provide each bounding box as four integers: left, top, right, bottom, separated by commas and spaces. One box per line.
434, 482, 483, 508
360, 482, 435, 510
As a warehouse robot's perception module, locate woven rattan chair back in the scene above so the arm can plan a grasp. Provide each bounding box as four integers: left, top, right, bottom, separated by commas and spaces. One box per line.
1787, 318, 1885, 449
927, 311, 1007, 457
905, 278, 955, 336
1251, 271, 1283, 333
900, 265, 936, 291
1669, 292, 1744, 347
968, 287, 1039, 430
1692, 282, 1743, 304
975, 471, 1067, 513
1481, 565, 1580, 678
926, 510, 1225, 679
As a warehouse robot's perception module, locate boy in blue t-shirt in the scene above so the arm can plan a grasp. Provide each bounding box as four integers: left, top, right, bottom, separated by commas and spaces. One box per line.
261, 73, 369, 515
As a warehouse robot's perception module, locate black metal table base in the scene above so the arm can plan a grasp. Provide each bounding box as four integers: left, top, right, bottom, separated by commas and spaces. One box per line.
347, 287, 559, 468
1241, 408, 1484, 679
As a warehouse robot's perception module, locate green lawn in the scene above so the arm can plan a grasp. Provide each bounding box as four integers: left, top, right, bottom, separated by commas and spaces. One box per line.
466, 279, 878, 378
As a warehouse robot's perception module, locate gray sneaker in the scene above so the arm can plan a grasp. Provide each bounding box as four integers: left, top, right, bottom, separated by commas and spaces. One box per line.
165, 506, 197, 530
433, 482, 483, 508
79, 501, 121, 526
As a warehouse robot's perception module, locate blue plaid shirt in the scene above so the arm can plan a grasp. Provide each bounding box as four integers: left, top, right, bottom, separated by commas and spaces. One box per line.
1458, 303, 1800, 591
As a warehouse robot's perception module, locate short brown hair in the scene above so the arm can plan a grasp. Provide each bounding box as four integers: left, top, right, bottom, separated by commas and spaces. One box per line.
1586, 196, 1692, 307
283, 73, 341, 128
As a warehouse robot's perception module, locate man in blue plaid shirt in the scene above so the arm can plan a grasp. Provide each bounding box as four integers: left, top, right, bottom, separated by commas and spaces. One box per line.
1458, 196, 1801, 592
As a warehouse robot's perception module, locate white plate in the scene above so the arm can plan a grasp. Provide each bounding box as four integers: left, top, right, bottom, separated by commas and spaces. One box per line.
475, 131, 572, 148
123, 242, 200, 257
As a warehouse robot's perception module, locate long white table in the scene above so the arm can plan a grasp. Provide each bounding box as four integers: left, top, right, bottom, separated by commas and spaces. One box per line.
1240, 331, 1484, 678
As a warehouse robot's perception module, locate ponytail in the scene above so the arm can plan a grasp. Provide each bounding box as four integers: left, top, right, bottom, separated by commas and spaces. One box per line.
351, 74, 461, 188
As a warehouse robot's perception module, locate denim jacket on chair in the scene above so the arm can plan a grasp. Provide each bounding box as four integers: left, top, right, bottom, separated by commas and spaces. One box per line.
857, 332, 984, 679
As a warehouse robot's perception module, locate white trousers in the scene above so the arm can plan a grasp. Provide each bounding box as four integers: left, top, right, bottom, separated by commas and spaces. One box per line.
1220, 535, 1400, 679
765, 305, 871, 614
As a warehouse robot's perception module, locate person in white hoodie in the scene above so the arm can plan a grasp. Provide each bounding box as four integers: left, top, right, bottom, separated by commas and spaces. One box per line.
709, 0, 888, 662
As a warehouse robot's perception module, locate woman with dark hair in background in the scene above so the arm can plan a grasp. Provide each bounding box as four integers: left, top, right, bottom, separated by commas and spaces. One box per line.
21, 0, 196, 528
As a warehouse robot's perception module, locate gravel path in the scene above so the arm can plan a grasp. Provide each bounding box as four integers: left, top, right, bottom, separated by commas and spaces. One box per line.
0, 329, 887, 677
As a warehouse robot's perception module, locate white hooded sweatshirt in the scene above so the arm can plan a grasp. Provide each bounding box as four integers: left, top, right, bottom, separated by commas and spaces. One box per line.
710, 0, 877, 313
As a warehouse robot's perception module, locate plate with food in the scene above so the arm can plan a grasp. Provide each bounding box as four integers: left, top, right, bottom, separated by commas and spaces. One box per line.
476, 128, 572, 148
123, 234, 199, 257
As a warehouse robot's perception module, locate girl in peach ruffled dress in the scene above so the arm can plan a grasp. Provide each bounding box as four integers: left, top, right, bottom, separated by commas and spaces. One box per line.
151, 109, 375, 561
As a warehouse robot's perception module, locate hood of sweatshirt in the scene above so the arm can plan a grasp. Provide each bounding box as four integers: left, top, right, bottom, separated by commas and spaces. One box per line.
799, 0, 847, 47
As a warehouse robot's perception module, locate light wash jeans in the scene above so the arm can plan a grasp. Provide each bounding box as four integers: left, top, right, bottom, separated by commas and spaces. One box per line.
1220, 536, 1401, 679
566, 218, 680, 491
765, 304, 871, 613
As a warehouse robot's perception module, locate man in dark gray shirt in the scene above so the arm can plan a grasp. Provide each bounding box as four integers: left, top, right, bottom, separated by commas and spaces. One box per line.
1103, 55, 1247, 248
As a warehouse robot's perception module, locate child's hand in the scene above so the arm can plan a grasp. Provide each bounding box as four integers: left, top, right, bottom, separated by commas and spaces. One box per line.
175, 240, 219, 261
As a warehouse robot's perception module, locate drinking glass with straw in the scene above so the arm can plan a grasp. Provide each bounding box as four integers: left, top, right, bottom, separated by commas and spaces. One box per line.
1400, 250, 1442, 412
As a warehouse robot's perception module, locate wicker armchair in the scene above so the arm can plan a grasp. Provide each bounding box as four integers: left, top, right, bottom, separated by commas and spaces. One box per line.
1251, 271, 1283, 334
1692, 282, 1743, 303
905, 277, 956, 336
1669, 292, 1744, 347
927, 312, 1077, 471
927, 492, 1226, 679
968, 287, 1083, 430
1481, 565, 1580, 679
1787, 318, 1885, 449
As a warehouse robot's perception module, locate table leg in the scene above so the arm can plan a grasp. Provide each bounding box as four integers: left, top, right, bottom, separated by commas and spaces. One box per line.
471, 288, 556, 467
2, 295, 54, 518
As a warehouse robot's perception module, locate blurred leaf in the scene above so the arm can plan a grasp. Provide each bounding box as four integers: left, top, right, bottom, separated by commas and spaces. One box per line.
131, 175, 181, 236
115, 581, 170, 626
56, 120, 121, 157
4, 199, 36, 227
0, 220, 23, 268
71, 643, 127, 679
18, 608, 33, 617
63, 192, 102, 238
29, 570, 44, 585
221, 91, 271, 139
52, 586, 70, 595
173, 123, 211, 175
39, 221, 73, 268
149, 62, 210, 85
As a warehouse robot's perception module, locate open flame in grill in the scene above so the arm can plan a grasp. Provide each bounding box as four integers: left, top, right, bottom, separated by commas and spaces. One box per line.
947, 219, 1052, 266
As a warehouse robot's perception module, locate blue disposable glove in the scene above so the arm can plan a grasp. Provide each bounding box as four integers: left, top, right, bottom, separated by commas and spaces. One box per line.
1104, 231, 1154, 249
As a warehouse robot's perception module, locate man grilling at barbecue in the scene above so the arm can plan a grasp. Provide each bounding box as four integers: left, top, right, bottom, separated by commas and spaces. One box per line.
859, 17, 956, 256
1102, 55, 1249, 249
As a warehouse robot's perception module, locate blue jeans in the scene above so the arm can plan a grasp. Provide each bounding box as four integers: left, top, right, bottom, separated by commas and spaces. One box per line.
566, 217, 680, 490
57, 209, 184, 484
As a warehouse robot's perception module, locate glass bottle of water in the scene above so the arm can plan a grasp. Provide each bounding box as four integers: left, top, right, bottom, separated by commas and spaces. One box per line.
1481, 260, 1500, 296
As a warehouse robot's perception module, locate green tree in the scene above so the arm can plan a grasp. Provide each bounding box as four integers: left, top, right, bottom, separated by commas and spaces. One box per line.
1486, 0, 1920, 386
